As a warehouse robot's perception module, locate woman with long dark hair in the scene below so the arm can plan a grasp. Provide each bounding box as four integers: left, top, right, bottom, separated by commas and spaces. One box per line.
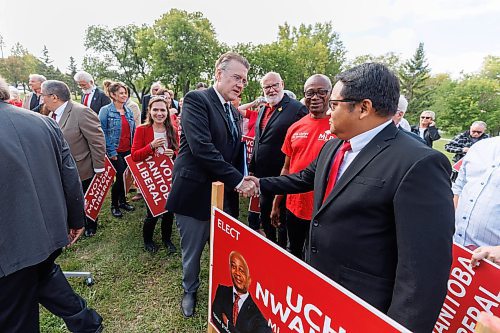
131, 96, 179, 253
99, 81, 136, 218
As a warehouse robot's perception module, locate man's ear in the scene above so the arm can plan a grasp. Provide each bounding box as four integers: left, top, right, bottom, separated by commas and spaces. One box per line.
359, 99, 373, 120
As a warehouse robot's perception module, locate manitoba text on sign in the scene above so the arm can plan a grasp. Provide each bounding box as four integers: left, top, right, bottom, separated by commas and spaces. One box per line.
124, 153, 174, 217
208, 208, 410, 333
84, 156, 116, 221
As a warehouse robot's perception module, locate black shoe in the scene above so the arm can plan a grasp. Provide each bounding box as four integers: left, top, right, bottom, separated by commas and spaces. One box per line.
181, 292, 196, 318
144, 241, 157, 253
85, 228, 96, 237
119, 202, 135, 212
111, 206, 123, 218
164, 240, 177, 254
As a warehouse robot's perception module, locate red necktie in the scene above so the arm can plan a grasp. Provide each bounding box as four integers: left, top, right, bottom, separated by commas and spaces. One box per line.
83, 93, 90, 106
232, 293, 240, 325
323, 141, 352, 203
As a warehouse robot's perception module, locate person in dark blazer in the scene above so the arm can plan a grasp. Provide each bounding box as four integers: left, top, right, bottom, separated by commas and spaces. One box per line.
410, 110, 441, 147
42, 80, 106, 237
74, 71, 111, 115
0, 76, 103, 333
249, 72, 307, 243
141, 81, 162, 122
167, 52, 258, 318
211, 251, 271, 333
245, 63, 455, 332
21, 73, 46, 112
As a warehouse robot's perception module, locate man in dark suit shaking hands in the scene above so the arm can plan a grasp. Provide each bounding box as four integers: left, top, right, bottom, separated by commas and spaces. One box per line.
245, 63, 455, 332
167, 52, 258, 317
212, 251, 271, 333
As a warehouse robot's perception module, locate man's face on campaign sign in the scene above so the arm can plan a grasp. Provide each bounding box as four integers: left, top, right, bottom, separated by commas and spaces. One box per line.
230, 253, 251, 294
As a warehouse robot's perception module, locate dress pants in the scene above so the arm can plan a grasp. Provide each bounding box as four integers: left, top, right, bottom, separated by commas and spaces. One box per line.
110, 151, 130, 207
0, 249, 102, 333
286, 209, 310, 260
175, 214, 210, 293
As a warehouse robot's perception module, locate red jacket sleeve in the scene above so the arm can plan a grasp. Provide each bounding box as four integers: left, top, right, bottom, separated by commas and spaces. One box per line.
131, 125, 154, 162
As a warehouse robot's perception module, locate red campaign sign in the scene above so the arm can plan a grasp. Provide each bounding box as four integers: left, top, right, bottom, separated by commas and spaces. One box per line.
249, 195, 260, 213
208, 208, 409, 333
124, 153, 173, 217
84, 156, 116, 221
433, 243, 500, 333
453, 159, 464, 172
241, 135, 254, 167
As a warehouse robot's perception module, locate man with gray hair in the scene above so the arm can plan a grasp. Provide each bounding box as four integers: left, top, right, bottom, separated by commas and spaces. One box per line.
249, 71, 307, 244
0, 75, 103, 332
411, 110, 441, 147
22, 73, 46, 111
392, 95, 411, 131
74, 71, 110, 114
41, 80, 106, 237
445, 121, 489, 162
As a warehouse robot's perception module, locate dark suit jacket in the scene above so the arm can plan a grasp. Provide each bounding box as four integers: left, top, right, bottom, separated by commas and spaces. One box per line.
141, 94, 152, 122
249, 94, 307, 177
260, 122, 454, 332
410, 125, 441, 147
166, 87, 245, 221
212, 285, 271, 333
56, 101, 106, 181
82, 88, 111, 115
0, 101, 85, 277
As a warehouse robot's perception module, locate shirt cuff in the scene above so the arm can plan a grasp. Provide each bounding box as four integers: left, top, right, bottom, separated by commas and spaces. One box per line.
94, 168, 105, 173
235, 178, 245, 190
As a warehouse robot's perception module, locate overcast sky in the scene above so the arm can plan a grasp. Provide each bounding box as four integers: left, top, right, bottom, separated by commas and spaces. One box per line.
1, 0, 498, 78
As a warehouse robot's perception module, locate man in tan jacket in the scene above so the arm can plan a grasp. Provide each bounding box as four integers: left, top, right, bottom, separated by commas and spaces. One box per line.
41, 80, 106, 236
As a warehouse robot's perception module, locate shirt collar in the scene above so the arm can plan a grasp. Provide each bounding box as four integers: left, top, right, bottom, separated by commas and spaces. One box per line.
54, 101, 69, 117
349, 119, 393, 153
213, 86, 228, 108
232, 287, 249, 302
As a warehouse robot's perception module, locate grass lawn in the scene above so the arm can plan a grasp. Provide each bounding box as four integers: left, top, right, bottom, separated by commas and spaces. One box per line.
40, 139, 452, 332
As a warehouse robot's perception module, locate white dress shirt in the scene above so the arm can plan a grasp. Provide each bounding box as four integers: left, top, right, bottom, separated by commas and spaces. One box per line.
52, 101, 68, 123
452, 136, 500, 247
232, 287, 249, 314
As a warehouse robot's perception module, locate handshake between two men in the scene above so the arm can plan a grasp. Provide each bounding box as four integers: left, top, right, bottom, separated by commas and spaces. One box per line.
236, 176, 261, 197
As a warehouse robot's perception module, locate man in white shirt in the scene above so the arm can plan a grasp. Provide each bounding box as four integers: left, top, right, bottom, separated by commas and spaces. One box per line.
453, 136, 500, 247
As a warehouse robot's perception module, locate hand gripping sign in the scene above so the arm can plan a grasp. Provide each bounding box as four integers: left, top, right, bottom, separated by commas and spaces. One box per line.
209, 208, 410, 333
84, 156, 116, 221
125, 153, 174, 217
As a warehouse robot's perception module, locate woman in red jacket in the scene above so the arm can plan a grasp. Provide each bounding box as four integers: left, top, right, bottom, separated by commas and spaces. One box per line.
131, 96, 179, 253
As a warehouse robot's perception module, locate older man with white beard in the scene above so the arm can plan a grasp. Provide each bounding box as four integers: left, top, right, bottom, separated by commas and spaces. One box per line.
249, 72, 308, 245
74, 71, 111, 115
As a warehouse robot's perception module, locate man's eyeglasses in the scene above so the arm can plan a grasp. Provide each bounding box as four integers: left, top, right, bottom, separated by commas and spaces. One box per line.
304, 89, 330, 98
224, 70, 248, 87
262, 82, 281, 92
420, 116, 433, 120
329, 99, 360, 109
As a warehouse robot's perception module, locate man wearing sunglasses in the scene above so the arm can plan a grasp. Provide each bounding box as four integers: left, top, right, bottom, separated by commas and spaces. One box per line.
411, 110, 441, 147
249, 72, 307, 245
445, 121, 489, 162
246, 63, 454, 332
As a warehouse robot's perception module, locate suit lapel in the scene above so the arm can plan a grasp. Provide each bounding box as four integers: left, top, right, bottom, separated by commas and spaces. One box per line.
260, 95, 289, 138
58, 101, 73, 129
316, 124, 397, 215
208, 87, 232, 135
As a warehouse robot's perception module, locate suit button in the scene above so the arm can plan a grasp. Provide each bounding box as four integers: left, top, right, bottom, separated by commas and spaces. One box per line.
311, 246, 317, 253
312, 220, 319, 227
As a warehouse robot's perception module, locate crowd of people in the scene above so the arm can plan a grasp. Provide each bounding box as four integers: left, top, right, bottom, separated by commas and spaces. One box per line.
1, 50, 498, 333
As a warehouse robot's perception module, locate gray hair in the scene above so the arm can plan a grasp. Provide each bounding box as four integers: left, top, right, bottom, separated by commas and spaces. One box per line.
421, 110, 436, 120
0, 76, 10, 101
41, 80, 71, 102
73, 71, 94, 83
471, 121, 487, 129
29, 74, 47, 83
398, 95, 408, 113
260, 72, 282, 86
9, 86, 20, 99
150, 81, 162, 94
304, 74, 332, 91
215, 52, 250, 73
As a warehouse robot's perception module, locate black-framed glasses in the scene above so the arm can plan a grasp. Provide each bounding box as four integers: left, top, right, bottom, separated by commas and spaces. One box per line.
420, 116, 432, 119
262, 82, 281, 91
304, 89, 330, 98
329, 99, 360, 109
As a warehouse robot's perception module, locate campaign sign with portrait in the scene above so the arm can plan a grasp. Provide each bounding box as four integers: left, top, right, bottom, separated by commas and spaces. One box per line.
208, 208, 409, 333
84, 156, 116, 221
124, 154, 173, 217
433, 243, 500, 333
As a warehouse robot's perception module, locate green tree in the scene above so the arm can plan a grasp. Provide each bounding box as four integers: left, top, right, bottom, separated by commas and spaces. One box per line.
146, 9, 222, 96
0, 43, 39, 91
66, 56, 80, 99
84, 24, 154, 100
36, 45, 65, 82
480, 55, 499, 80
399, 42, 432, 123
349, 52, 403, 73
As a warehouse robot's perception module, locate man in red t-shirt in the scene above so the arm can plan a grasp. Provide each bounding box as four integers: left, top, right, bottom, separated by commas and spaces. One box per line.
271, 74, 334, 259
